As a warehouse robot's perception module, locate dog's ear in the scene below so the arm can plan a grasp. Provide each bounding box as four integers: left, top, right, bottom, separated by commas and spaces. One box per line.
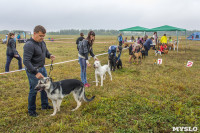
45, 77, 51, 82
40, 79, 44, 84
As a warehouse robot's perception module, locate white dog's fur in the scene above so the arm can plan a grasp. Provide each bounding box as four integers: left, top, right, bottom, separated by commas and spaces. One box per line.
155, 50, 162, 56
94, 60, 112, 86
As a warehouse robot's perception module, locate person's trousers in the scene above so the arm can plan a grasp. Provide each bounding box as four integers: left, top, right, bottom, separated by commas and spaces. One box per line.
144, 46, 149, 56
5, 54, 22, 72
79, 57, 87, 84
26, 67, 49, 113
119, 41, 122, 46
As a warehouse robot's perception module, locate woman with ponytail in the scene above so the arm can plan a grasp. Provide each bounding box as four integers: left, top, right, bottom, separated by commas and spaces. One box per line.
5, 33, 22, 72
78, 31, 98, 87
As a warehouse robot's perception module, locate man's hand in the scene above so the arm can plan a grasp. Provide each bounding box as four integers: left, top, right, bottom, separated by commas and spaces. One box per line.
50, 55, 55, 61
35, 73, 44, 79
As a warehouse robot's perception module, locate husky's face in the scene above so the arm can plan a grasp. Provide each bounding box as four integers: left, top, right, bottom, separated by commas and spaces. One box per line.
93, 60, 101, 68
35, 77, 51, 91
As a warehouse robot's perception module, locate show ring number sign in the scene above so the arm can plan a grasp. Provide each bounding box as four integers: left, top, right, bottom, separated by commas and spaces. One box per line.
186, 61, 193, 67
157, 59, 162, 65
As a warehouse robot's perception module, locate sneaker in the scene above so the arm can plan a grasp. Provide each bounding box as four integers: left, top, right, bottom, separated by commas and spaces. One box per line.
42, 105, 53, 110
28, 111, 38, 117
84, 84, 89, 87
86, 83, 91, 87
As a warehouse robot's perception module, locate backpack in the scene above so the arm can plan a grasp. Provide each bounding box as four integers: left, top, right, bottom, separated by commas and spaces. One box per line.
78, 40, 83, 51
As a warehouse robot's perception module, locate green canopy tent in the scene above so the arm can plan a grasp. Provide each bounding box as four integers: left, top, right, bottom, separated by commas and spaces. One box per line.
119, 26, 149, 46
119, 26, 149, 32
119, 26, 149, 36
146, 25, 187, 52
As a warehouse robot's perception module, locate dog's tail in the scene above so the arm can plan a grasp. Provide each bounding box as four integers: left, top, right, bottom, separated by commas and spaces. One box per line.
83, 87, 95, 102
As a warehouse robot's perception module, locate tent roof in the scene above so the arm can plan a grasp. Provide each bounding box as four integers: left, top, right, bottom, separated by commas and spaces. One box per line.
146, 25, 186, 32
119, 26, 149, 31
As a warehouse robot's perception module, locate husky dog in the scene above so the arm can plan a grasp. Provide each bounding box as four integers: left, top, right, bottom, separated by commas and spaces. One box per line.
35, 77, 95, 116
155, 50, 162, 56
93, 60, 112, 86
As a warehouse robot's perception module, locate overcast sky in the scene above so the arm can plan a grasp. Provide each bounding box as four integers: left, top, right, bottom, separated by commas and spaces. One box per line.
0, 0, 199, 32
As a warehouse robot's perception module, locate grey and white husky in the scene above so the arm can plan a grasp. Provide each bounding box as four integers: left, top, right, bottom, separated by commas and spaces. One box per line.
35, 77, 95, 116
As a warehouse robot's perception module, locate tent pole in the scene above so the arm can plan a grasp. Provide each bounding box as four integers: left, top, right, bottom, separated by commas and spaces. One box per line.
144, 31, 146, 36
185, 31, 187, 53
176, 30, 178, 52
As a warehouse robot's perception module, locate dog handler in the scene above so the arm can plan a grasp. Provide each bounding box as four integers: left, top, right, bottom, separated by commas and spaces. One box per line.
5, 33, 22, 72
23, 25, 55, 117
143, 37, 154, 56
78, 31, 98, 87
108, 45, 122, 63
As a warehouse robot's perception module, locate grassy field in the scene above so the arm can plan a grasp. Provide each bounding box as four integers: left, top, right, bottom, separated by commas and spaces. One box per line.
0, 35, 199, 132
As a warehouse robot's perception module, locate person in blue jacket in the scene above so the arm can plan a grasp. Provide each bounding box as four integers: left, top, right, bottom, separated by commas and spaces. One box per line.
143, 37, 154, 56
108, 45, 122, 63
118, 34, 123, 46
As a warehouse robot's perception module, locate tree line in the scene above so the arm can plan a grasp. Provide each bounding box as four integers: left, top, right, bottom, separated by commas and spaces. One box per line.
0, 29, 199, 36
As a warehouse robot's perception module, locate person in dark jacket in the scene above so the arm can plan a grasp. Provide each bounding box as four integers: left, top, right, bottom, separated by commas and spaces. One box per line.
78, 31, 98, 87
23, 25, 55, 117
143, 37, 154, 56
108, 45, 122, 63
5, 33, 22, 72
118, 34, 123, 46
76, 33, 84, 51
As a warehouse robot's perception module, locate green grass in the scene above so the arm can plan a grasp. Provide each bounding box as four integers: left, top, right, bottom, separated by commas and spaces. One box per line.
0, 35, 199, 132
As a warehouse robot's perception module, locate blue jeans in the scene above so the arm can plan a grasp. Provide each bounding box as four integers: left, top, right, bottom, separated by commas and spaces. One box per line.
26, 67, 49, 113
79, 57, 87, 84
5, 54, 22, 72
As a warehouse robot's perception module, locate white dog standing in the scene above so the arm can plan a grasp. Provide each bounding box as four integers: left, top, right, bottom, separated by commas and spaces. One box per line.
94, 60, 112, 86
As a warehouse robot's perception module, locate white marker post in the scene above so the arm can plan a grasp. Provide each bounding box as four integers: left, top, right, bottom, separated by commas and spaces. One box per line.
157, 59, 162, 65
186, 61, 193, 67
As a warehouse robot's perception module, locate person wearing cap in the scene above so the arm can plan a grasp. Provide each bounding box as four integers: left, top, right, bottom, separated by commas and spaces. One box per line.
76, 33, 84, 51
118, 34, 123, 46
78, 31, 98, 87
143, 37, 154, 56
108, 45, 122, 63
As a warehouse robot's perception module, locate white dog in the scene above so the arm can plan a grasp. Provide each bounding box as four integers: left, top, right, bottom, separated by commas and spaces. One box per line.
93, 60, 112, 86
155, 50, 162, 56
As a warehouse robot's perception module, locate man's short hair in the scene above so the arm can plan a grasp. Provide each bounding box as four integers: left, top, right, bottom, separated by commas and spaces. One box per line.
34, 25, 46, 34
151, 37, 154, 40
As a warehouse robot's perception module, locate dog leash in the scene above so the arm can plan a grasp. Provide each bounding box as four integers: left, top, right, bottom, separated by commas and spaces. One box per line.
48, 60, 53, 77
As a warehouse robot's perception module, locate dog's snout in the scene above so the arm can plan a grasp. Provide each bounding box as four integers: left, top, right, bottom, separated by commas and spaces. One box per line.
34, 86, 39, 90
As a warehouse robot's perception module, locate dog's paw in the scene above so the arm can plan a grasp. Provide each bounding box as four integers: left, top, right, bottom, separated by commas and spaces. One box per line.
50, 114, 56, 116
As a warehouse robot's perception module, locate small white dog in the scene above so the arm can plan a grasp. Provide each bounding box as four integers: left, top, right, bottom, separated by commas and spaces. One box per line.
155, 50, 162, 56
93, 60, 112, 86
